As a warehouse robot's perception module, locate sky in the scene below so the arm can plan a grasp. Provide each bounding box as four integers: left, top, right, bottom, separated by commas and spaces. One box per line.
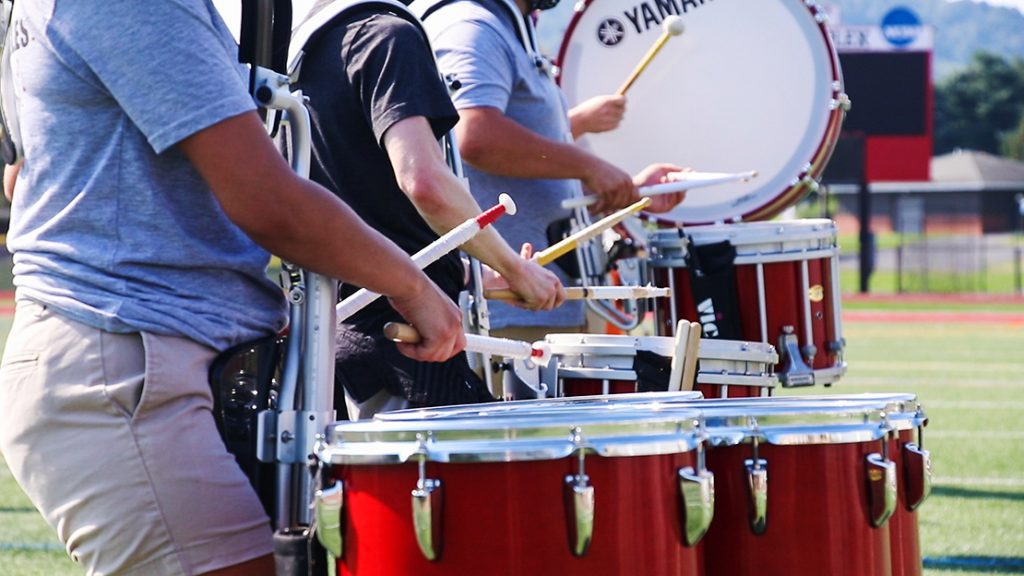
968, 0, 1024, 10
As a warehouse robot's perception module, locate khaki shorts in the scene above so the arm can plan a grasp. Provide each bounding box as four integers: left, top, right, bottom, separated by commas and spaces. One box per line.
0, 299, 273, 576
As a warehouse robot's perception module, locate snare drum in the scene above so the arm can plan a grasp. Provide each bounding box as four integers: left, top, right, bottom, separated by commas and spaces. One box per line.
314, 404, 713, 575
695, 399, 896, 576
648, 219, 846, 387
557, 0, 847, 224
509, 333, 778, 399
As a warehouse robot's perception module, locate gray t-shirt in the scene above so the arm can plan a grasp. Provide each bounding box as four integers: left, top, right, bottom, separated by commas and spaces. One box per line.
423, 0, 585, 330
6, 0, 288, 350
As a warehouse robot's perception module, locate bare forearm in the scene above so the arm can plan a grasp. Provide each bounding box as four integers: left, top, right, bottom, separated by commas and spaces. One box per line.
180, 111, 430, 300
455, 107, 597, 181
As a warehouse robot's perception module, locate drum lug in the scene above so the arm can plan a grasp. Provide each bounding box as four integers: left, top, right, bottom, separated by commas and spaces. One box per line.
744, 458, 769, 534
314, 480, 344, 559
902, 442, 933, 511
677, 466, 715, 546
777, 326, 815, 387
865, 453, 897, 528
563, 435, 595, 557
411, 450, 444, 561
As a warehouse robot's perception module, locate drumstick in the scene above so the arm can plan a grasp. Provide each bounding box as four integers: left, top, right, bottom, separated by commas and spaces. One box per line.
616, 15, 685, 96
678, 321, 702, 392
383, 322, 553, 367
561, 170, 758, 210
667, 320, 689, 392
337, 194, 516, 321
483, 285, 671, 302
535, 197, 652, 266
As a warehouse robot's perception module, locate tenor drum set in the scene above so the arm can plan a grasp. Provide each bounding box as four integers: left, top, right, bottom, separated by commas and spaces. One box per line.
234, 0, 933, 574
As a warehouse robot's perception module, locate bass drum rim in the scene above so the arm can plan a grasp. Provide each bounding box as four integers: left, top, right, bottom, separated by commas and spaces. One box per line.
555, 0, 847, 225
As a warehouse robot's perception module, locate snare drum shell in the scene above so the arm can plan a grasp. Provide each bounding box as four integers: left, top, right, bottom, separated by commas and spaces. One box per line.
650, 221, 844, 384
332, 453, 703, 576
889, 429, 924, 576
701, 441, 893, 576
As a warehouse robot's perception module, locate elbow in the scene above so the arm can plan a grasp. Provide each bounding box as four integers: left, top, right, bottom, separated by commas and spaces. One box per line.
401, 167, 450, 217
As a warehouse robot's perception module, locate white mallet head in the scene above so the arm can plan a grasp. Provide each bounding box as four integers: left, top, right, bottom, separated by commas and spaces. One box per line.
498, 192, 518, 216
663, 15, 685, 36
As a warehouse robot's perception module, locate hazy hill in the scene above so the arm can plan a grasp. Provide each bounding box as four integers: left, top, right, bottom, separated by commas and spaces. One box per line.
536, 0, 1024, 79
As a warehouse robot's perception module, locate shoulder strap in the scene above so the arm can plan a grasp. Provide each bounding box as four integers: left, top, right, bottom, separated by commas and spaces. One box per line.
409, 0, 543, 71
288, 0, 425, 79
0, 0, 21, 165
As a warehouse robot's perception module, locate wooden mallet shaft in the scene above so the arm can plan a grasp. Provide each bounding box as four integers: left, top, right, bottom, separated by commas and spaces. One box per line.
534, 197, 652, 266
484, 285, 670, 301
616, 15, 685, 96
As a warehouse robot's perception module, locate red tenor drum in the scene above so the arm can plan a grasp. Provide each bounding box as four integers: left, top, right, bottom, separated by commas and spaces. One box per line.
507, 333, 778, 399
557, 0, 847, 224
648, 219, 846, 387
313, 403, 713, 576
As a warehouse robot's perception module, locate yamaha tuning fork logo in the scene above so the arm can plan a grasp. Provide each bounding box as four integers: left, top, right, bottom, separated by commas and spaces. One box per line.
597, 18, 626, 46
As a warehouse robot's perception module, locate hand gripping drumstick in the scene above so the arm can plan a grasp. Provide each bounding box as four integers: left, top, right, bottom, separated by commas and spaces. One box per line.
561, 170, 759, 210
616, 15, 685, 96
535, 197, 652, 265
384, 322, 553, 367
483, 285, 671, 302
336, 194, 517, 322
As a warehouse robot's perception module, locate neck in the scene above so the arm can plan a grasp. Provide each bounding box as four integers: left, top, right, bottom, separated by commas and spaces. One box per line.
513, 0, 530, 16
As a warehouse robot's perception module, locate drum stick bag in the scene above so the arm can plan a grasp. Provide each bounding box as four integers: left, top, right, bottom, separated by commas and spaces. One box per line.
686, 238, 744, 340
634, 350, 671, 392
208, 335, 286, 517
546, 216, 582, 279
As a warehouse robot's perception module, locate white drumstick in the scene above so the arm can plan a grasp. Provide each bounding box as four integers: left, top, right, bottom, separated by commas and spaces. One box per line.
561, 170, 759, 210
484, 285, 670, 302
337, 194, 516, 321
384, 322, 553, 367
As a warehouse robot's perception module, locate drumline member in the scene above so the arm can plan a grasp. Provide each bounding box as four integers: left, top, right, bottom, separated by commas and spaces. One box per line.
414, 0, 688, 348
291, 0, 564, 419
0, 1, 466, 574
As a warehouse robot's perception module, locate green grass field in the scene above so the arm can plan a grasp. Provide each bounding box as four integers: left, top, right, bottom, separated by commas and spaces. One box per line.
1, 297, 1023, 574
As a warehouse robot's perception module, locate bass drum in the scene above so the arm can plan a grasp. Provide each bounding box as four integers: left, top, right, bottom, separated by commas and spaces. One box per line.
557, 0, 847, 224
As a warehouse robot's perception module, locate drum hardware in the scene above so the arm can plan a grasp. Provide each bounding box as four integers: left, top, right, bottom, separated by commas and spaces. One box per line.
901, 421, 932, 512
866, 419, 898, 529
563, 428, 596, 557
677, 436, 715, 546
412, 439, 445, 561
777, 326, 815, 387
313, 473, 344, 559
743, 437, 769, 535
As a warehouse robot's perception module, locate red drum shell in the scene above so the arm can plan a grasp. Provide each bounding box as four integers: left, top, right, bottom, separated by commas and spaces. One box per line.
332, 452, 702, 576
649, 220, 845, 386
889, 429, 924, 576
701, 440, 892, 576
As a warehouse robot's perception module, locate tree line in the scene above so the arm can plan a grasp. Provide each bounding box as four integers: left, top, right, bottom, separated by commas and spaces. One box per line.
934, 51, 1024, 160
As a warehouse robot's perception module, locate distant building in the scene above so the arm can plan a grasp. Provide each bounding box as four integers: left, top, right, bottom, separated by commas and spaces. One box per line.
829, 150, 1024, 234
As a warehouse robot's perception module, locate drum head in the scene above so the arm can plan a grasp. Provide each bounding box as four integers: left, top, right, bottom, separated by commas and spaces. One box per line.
557, 0, 845, 224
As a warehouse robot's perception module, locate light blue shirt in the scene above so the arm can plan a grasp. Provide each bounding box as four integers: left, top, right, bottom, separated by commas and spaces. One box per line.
423, 0, 585, 329
6, 0, 288, 350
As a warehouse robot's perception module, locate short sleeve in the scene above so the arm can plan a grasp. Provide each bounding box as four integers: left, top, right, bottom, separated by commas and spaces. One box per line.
429, 17, 516, 113
344, 15, 458, 145
50, 0, 255, 153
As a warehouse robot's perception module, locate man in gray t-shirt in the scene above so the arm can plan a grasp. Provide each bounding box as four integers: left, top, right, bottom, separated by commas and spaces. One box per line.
419, 0, 685, 343
0, 1, 465, 574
